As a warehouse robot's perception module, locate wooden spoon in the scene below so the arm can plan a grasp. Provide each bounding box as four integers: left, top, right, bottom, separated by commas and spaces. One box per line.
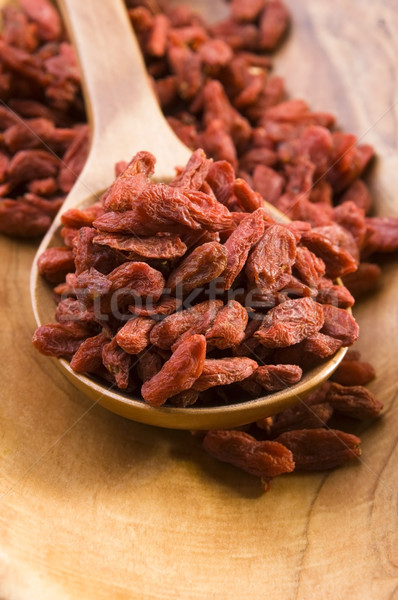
30, 0, 347, 430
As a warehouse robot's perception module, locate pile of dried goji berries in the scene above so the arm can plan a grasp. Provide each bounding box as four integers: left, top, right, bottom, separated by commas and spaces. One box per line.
0, 0, 89, 236
33, 149, 382, 486
2, 0, 397, 487
33, 149, 361, 401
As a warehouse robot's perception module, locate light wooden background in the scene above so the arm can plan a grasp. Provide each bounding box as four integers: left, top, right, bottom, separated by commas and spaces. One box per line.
0, 1, 398, 598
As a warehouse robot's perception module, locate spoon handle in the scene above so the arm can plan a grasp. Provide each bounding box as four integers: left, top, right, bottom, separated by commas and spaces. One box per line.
57, 0, 190, 197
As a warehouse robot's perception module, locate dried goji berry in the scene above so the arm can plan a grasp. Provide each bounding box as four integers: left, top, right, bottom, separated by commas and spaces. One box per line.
294, 246, 325, 287
326, 383, 382, 419
254, 297, 324, 348
93, 232, 187, 261
210, 19, 258, 52
168, 44, 203, 101
331, 357, 375, 386
136, 349, 162, 383
166, 241, 228, 293
193, 357, 258, 391
333, 201, 367, 249
73, 227, 121, 275
58, 125, 90, 193
141, 334, 206, 406
102, 338, 132, 390
303, 332, 343, 358
223, 208, 265, 289
70, 332, 109, 374
61, 202, 105, 229
301, 226, 358, 279
55, 298, 97, 326
198, 38, 233, 72
149, 300, 222, 350
255, 364, 302, 392
169, 389, 200, 407
107, 261, 165, 302
258, 0, 290, 50
32, 321, 89, 359
37, 246, 75, 282
316, 278, 355, 309
258, 402, 333, 436
340, 180, 372, 215
230, 0, 266, 22
169, 148, 210, 190
281, 275, 314, 298
205, 160, 235, 206
7, 149, 59, 184
202, 80, 251, 150
28, 177, 57, 196
342, 262, 381, 299
275, 428, 361, 470
203, 430, 294, 478
1, 4, 37, 51
205, 300, 248, 349
233, 177, 263, 212
321, 304, 359, 346
252, 164, 284, 206
115, 317, 155, 355
246, 224, 296, 293
362, 216, 398, 256
20, 0, 62, 41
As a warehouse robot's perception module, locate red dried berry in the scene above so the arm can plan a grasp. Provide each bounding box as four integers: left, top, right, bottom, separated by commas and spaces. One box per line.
276, 429, 361, 470
246, 224, 297, 293
203, 430, 295, 479
141, 334, 206, 407
254, 297, 324, 348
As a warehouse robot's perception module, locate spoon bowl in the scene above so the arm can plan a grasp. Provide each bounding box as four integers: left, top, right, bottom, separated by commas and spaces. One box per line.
31, 0, 347, 430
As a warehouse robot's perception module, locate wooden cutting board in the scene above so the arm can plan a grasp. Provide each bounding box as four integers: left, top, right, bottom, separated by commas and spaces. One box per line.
1, 1, 398, 598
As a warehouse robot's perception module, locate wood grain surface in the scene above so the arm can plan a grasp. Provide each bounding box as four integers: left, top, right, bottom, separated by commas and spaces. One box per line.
1, 1, 398, 599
